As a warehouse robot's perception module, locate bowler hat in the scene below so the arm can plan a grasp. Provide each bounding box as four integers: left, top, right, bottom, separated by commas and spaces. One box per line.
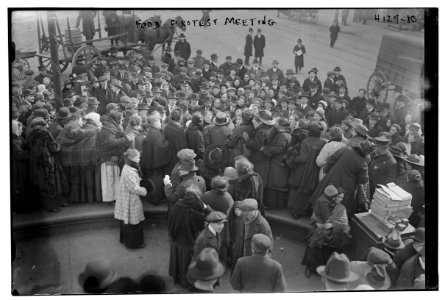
333, 66, 341, 72
213, 111, 230, 126
286, 69, 295, 76
225, 55, 232, 60
187, 248, 225, 282
317, 252, 359, 283
308, 67, 318, 74
189, 93, 199, 101
299, 91, 310, 98
239, 198, 258, 211
210, 53, 218, 60
204, 144, 230, 170
382, 229, 405, 250
206, 211, 228, 223
78, 258, 117, 290
179, 33, 186, 38
272, 59, 279, 65
252, 233, 272, 251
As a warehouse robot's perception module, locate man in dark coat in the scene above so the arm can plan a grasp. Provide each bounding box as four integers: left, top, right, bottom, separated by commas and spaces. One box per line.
76, 10, 97, 45
302, 68, 322, 94
94, 76, 112, 115
327, 97, 349, 127
324, 71, 337, 93
396, 251, 425, 290
309, 141, 371, 219
253, 28, 266, 66
164, 109, 188, 172
174, 33, 192, 61
287, 124, 325, 217
264, 119, 291, 209
193, 211, 227, 259
368, 136, 397, 197
231, 233, 286, 292
349, 88, 368, 118
244, 28, 254, 66
329, 21, 341, 48
309, 83, 324, 110
227, 110, 255, 162
292, 38, 306, 74
140, 114, 171, 204
242, 110, 274, 187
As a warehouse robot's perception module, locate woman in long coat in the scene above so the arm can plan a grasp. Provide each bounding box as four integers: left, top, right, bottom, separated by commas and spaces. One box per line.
309, 140, 372, 219
57, 110, 100, 203
114, 149, 147, 249
168, 186, 208, 289
226, 110, 255, 162
287, 124, 325, 218
97, 104, 131, 203
264, 118, 291, 208
25, 118, 68, 212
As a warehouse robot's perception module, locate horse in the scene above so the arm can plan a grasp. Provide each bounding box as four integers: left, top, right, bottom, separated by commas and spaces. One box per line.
143, 16, 186, 56
136, 15, 162, 43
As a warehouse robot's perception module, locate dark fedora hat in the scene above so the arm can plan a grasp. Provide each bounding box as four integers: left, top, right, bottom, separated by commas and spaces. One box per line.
316, 252, 359, 283
187, 248, 225, 282
212, 111, 230, 126
389, 143, 408, 158
382, 230, 405, 250
204, 144, 230, 170
404, 154, 424, 167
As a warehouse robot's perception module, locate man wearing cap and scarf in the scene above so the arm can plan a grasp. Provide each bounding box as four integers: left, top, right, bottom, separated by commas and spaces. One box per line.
235, 198, 273, 258
193, 211, 227, 259
231, 233, 286, 292
368, 136, 397, 199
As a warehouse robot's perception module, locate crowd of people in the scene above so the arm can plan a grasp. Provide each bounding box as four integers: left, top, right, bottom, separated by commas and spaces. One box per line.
11, 26, 426, 292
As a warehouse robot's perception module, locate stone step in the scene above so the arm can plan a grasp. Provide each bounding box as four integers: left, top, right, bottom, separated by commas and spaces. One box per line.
12, 202, 312, 241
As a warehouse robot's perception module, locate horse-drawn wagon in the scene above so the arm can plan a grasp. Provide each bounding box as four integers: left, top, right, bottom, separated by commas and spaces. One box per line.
11, 11, 186, 80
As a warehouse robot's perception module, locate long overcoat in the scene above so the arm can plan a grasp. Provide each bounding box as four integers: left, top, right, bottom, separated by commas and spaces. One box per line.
309, 146, 369, 219
245, 123, 273, 185
164, 120, 188, 171
264, 126, 291, 190
244, 34, 253, 57
253, 34, 266, 58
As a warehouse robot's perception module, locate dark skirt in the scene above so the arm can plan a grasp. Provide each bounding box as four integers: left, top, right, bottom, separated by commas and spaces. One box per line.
169, 243, 194, 288
119, 221, 144, 249
295, 55, 304, 68
288, 189, 312, 215
63, 164, 102, 203
301, 244, 336, 273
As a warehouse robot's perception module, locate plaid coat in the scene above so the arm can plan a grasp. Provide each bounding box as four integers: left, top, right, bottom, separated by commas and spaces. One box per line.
114, 164, 147, 225
56, 120, 98, 167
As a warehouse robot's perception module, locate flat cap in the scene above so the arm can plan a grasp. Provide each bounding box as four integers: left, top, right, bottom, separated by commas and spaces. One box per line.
206, 211, 228, 223
324, 184, 338, 198
252, 233, 272, 251
239, 198, 258, 211
177, 148, 197, 160
367, 247, 392, 265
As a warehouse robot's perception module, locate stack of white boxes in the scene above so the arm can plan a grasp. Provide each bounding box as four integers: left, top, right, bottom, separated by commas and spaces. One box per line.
370, 183, 413, 227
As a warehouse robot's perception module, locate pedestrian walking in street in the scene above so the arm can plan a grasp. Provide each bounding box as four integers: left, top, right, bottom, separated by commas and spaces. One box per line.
253, 28, 266, 66
293, 38, 306, 74
244, 28, 254, 66
329, 21, 341, 48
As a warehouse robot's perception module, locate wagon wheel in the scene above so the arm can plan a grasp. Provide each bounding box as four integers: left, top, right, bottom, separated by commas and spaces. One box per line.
367, 71, 389, 103
38, 56, 70, 75
12, 58, 30, 80
72, 45, 102, 75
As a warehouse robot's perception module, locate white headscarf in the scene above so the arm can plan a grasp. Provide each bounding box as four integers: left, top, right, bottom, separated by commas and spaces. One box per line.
84, 112, 102, 128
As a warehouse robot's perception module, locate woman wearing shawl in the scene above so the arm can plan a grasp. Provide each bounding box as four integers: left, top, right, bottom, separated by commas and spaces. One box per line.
302, 185, 351, 278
